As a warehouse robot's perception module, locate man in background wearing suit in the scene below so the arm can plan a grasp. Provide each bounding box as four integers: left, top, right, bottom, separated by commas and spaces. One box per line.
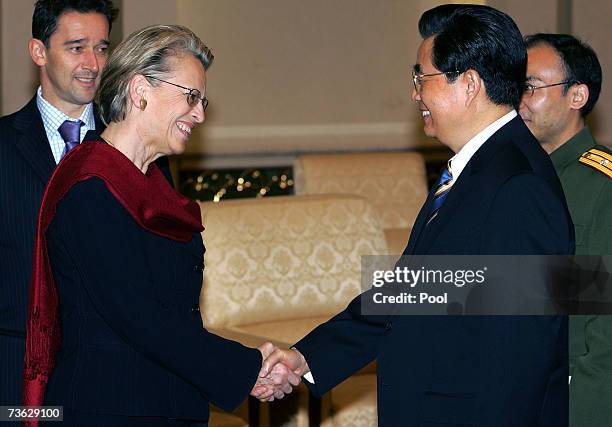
519, 33, 612, 427
0, 0, 117, 408
258, 5, 574, 426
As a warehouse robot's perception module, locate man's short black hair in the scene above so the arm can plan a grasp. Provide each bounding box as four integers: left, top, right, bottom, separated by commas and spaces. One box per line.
525, 33, 602, 117
32, 0, 118, 47
418, 4, 526, 109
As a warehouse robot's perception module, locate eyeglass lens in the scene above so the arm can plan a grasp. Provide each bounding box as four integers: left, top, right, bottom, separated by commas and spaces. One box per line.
187, 90, 208, 111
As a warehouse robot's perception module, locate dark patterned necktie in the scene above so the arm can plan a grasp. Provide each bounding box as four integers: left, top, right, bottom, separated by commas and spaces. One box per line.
58, 119, 84, 159
426, 162, 454, 225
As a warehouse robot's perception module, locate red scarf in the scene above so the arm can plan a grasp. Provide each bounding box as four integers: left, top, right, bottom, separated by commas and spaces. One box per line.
22, 141, 203, 418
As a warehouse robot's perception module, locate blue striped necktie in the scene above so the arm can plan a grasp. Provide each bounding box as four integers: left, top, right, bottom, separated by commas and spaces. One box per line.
426, 162, 454, 224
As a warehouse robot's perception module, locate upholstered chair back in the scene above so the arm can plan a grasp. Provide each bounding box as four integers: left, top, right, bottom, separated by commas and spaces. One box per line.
198, 194, 387, 335
293, 152, 428, 254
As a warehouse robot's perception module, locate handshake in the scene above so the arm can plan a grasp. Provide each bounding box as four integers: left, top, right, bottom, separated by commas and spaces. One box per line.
250, 343, 311, 402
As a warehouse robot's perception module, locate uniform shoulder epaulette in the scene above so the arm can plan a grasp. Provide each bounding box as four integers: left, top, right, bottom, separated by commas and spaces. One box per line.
579, 147, 612, 179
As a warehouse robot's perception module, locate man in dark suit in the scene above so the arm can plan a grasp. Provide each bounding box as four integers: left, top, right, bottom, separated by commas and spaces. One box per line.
0, 0, 117, 408
258, 5, 574, 426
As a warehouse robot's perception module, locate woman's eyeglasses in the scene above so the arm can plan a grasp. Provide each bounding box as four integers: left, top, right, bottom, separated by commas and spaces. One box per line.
145, 75, 209, 111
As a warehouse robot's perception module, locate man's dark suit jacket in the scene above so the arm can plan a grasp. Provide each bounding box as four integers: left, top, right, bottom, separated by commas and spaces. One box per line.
43, 175, 261, 421
0, 97, 104, 406
295, 116, 574, 426
0, 96, 170, 405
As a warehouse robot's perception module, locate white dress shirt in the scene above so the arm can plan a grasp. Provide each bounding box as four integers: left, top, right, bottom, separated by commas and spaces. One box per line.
447, 110, 517, 180
36, 86, 96, 164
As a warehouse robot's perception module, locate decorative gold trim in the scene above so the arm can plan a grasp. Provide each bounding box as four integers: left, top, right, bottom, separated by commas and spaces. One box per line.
579, 152, 612, 178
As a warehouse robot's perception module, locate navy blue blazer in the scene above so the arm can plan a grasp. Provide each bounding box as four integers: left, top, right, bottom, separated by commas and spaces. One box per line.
44, 176, 261, 420
295, 116, 574, 426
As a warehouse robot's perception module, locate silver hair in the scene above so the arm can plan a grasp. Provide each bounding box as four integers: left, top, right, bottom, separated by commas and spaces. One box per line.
97, 24, 213, 124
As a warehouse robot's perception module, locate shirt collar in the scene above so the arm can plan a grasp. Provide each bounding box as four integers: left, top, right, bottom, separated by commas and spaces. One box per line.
36, 86, 96, 136
448, 110, 517, 180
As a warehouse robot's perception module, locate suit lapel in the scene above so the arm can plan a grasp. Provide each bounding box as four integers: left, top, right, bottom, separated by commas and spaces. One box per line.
414, 162, 473, 253
403, 183, 436, 255
405, 118, 519, 255
11, 96, 56, 184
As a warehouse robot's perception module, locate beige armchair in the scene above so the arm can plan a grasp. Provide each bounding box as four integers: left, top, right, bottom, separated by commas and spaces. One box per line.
293, 152, 428, 254
198, 194, 388, 426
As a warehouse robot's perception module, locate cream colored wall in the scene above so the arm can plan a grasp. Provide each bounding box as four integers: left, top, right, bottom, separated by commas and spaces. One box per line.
488, 0, 558, 34
121, 0, 176, 35
490, 0, 611, 148
572, 0, 612, 146
176, 0, 458, 165
1, 0, 609, 158
177, 0, 607, 157
1, 0, 37, 115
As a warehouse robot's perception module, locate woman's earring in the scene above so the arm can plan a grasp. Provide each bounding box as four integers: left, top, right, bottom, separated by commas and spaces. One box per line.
139, 97, 147, 111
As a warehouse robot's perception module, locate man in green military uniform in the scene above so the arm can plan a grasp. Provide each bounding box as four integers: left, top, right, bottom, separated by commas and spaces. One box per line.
520, 33, 612, 426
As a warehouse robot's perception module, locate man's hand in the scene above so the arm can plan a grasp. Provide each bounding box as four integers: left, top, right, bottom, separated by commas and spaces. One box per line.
251, 347, 310, 402
261, 347, 310, 378
250, 343, 302, 401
